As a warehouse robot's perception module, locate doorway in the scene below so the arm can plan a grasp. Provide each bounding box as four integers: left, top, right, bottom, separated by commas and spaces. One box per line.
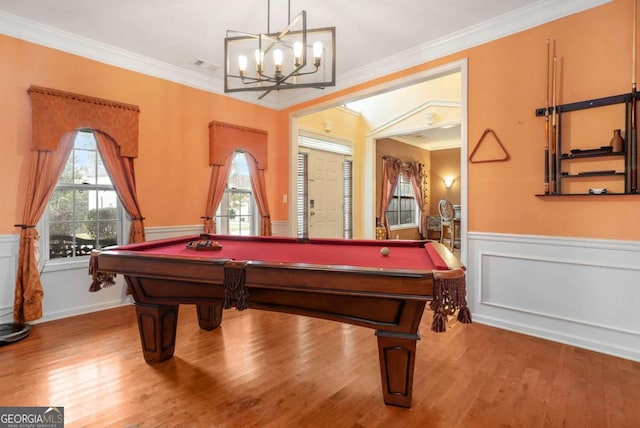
307, 148, 344, 238
289, 59, 468, 263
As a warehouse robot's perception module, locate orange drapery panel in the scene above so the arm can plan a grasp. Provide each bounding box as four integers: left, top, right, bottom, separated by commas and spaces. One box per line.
246, 153, 273, 236
94, 131, 146, 244
202, 162, 233, 234
209, 121, 268, 168
379, 157, 400, 238
28, 86, 140, 157
14, 132, 76, 323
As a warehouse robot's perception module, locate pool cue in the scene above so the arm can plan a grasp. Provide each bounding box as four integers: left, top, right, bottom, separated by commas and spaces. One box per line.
632, 0, 638, 192
544, 39, 551, 194
551, 53, 558, 194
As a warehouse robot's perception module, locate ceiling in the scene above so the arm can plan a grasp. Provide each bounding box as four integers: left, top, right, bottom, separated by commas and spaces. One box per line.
342, 73, 463, 150
0, 0, 609, 109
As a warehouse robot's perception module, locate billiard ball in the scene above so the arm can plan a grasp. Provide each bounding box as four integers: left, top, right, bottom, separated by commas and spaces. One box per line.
380, 247, 390, 256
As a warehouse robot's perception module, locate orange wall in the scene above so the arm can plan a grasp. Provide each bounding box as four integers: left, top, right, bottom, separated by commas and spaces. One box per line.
430, 148, 461, 214
285, 0, 640, 241
0, 34, 288, 235
4, 1, 640, 241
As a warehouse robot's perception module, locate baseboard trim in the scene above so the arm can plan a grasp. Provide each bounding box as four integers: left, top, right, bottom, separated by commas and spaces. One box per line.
35, 300, 133, 324
472, 313, 640, 362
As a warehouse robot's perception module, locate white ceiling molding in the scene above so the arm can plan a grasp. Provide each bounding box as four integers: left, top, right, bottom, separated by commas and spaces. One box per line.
368, 100, 461, 137
279, 0, 612, 109
367, 100, 462, 152
0, 0, 611, 110
391, 132, 462, 151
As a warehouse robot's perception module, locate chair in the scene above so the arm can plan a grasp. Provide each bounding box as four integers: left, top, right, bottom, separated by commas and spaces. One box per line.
438, 199, 455, 251
424, 215, 441, 240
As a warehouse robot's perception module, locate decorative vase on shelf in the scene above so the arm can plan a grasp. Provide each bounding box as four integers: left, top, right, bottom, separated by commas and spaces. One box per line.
610, 129, 624, 152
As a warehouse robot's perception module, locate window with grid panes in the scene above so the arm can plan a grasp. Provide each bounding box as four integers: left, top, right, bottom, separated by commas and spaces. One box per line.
215, 152, 257, 235
385, 175, 417, 227
46, 130, 121, 260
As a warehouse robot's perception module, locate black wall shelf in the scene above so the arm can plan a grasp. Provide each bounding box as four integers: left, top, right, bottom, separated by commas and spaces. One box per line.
559, 152, 624, 160
535, 91, 638, 196
535, 93, 632, 116
536, 193, 640, 197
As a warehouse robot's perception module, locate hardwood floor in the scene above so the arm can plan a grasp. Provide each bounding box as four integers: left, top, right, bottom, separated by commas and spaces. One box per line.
1, 305, 638, 427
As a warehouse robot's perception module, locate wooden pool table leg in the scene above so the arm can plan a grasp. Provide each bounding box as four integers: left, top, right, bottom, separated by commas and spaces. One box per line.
196, 303, 223, 330
375, 331, 419, 408
134, 303, 179, 363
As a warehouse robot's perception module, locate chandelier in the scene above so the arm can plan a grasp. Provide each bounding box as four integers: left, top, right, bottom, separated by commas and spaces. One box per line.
224, 0, 336, 100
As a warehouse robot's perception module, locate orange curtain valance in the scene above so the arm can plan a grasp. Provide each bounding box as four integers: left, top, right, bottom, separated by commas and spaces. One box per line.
209, 121, 268, 169
28, 86, 140, 157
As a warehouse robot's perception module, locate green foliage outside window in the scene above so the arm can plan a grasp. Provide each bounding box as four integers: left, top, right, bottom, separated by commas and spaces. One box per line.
47, 131, 120, 259
86, 207, 118, 245
215, 152, 256, 235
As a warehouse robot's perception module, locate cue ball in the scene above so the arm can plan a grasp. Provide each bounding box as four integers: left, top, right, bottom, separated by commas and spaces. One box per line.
380, 247, 390, 256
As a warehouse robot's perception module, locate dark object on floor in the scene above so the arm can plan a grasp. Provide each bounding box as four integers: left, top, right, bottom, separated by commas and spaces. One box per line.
0, 323, 32, 346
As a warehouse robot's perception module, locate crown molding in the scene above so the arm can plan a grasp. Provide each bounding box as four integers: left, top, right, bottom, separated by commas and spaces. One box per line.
282, 0, 612, 108
368, 100, 461, 136
0, 0, 611, 110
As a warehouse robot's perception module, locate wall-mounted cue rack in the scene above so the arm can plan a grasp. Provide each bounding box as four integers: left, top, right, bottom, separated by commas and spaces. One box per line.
535, 91, 639, 196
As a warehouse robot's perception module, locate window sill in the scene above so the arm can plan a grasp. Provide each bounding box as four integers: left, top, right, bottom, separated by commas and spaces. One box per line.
42, 257, 90, 273
388, 224, 419, 231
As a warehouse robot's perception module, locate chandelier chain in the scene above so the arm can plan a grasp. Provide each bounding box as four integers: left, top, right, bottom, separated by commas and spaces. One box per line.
267, 0, 293, 35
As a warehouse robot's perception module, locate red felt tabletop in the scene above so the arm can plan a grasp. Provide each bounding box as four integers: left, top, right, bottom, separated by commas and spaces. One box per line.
113, 236, 450, 271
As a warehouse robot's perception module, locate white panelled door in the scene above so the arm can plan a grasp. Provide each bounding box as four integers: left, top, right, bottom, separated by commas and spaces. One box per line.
308, 148, 343, 238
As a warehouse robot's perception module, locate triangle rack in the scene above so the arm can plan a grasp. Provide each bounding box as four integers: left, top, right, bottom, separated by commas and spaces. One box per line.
469, 128, 510, 163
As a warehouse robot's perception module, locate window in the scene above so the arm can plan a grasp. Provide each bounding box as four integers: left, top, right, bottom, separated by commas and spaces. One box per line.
386, 175, 418, 228
343, 160, 353, 239
46, 130, 121, 260
296, 152, 309, 238
215, 152, 257, 235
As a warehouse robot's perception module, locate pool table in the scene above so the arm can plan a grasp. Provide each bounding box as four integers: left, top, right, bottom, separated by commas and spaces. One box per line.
90, 234, 466, 408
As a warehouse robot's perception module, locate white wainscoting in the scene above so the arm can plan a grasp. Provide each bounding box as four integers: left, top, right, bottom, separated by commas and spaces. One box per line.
145, 224, 202, 241
0, 225, 205, 324
271, 220, 290, 237
468, 232, 640, 362
0, 234, 19, 323
146, 223, 292, 238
